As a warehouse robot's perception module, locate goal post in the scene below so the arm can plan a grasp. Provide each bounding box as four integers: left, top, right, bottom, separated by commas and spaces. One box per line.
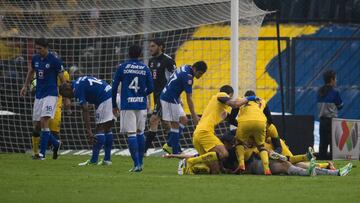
0, 0, 270, 152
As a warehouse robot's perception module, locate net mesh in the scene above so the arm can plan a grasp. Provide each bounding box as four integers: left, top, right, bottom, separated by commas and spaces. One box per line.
0, 0, 269, 152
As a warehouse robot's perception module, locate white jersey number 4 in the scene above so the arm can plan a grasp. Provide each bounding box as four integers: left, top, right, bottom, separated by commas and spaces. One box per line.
129, 77, 140, 93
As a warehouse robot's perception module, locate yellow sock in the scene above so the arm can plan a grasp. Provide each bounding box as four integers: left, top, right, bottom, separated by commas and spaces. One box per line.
190, 163, 211, 175
289, 154, 307, 164
187, 151, 218, 166
32, 136, 40, 155
259, 150, 270, 172
235, 145, 245, 169
316, 163, 329, 169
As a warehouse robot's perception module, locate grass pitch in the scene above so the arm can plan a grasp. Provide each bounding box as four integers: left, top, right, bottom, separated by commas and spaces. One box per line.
0, 154, 359, 203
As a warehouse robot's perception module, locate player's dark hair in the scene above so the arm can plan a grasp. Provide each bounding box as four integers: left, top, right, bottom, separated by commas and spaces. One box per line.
244, 90, 256, 97
318, 70, 336, 97
193, 61, 207, 73
323, 70, 336, 84
150, 38, 165, 51
35, 37, 49, 48
129, 45, 142, 59
220, 85, 234, 95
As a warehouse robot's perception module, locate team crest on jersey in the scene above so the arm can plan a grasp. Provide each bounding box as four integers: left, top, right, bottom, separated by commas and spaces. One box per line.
157, 62, 161, 67
45, 63, 50, 68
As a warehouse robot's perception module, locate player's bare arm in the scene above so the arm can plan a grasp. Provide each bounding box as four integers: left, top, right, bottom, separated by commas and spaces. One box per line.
20, 67, 35, 96
81, 104, 94, 143
186, 93, 199, 125
113, 107, 120, 118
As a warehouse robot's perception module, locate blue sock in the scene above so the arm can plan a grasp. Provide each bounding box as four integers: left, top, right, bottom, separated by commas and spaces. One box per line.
137, 133, 145, 166
128, 135, 140, 167
170, 128, 180, 154
166, 132, 173, 146
178, 124, 185, 153
90, 134, 105, 163
49, 133, 59, 148
40, 130, 51, 157
104, 132, 113, 161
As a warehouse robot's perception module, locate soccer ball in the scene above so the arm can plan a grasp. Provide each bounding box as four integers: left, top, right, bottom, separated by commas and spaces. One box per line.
30, 79, 37, 92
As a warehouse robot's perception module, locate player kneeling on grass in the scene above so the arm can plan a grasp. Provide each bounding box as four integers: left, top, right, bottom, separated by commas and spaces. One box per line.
181, 85, 258, 174
60, 76, 114, 166
112, 45, 154, 172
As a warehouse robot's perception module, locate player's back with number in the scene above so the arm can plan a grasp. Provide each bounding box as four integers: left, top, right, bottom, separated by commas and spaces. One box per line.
161, 65, 193, 104
73, 76, 112, 107
112, 60, 153, 110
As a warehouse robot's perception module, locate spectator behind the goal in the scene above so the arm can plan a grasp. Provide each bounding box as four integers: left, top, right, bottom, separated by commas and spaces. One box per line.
317, 70, 343, 160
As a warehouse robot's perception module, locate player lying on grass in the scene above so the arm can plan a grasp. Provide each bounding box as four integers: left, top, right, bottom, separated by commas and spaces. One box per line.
221, 133, 352, 176
180, 85, 259, 175
60, 76, 114, 166
164, 132, 353, 176
30, 70, 71, 160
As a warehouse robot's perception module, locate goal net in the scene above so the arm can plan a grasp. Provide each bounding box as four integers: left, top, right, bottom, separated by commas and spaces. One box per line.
0, 0, 269, 153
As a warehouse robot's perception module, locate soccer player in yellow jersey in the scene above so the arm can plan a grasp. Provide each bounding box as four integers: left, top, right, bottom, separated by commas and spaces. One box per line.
183, 85, 258, 174
31, 70, 71, 159
235, 91, 271, 175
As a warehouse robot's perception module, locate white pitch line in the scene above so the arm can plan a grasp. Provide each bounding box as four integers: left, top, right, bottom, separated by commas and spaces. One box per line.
60, 150, 72, 155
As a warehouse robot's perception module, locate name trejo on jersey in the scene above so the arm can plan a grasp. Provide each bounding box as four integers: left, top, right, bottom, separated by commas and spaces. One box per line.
127, 97, 144, 103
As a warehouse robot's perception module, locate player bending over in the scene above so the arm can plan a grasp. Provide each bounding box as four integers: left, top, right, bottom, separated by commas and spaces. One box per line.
20, 38, 66, 160
112, 45, 154, 172
182, 85, 258, 174
160, 61, 207, 154
145, 39, 176, 153
60, 76, 114, 166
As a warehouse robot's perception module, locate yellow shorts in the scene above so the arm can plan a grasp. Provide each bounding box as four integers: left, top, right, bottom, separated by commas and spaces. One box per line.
192, 130, 223, 155
236, 120, 266, 146
49, 104, 62, 133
